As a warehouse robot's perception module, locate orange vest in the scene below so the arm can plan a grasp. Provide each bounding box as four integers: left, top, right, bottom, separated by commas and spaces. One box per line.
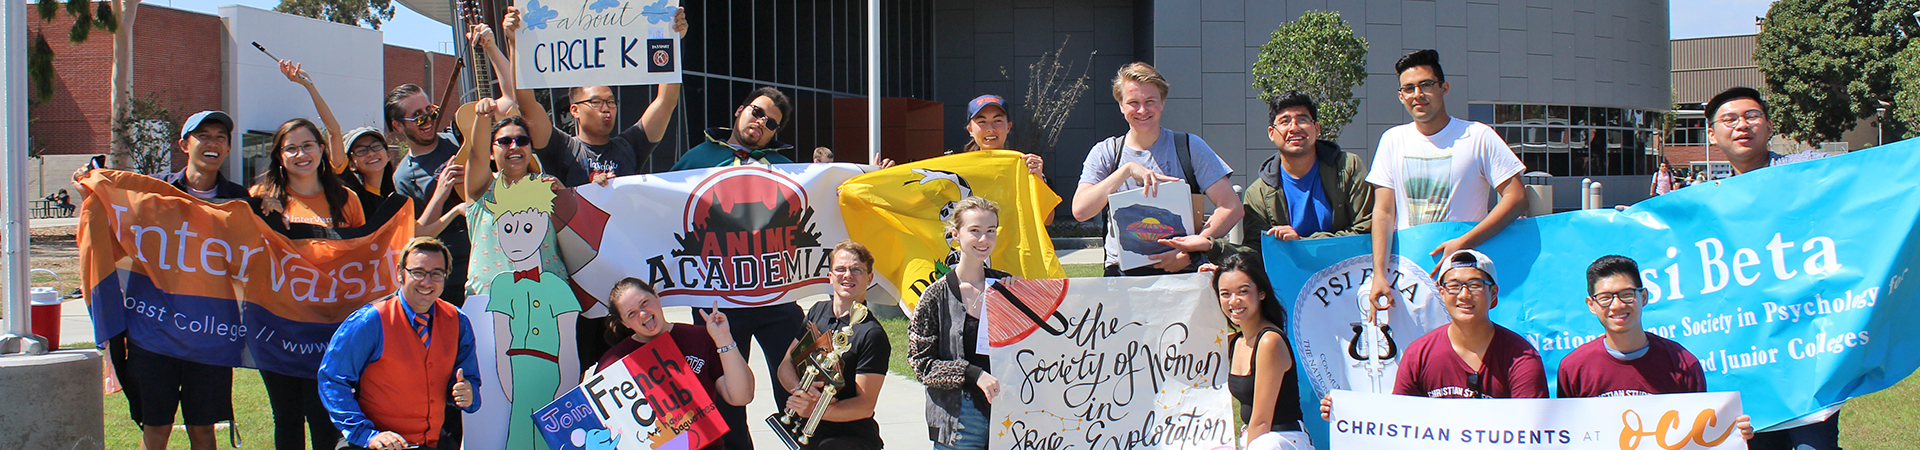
358, 297, 460, 446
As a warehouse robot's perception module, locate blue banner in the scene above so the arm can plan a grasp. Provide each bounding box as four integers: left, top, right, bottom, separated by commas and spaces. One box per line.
1265, 143, 1920, 444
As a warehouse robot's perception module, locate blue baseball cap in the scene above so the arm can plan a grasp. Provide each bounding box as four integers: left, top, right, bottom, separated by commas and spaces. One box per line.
180, 110, 234, 140
967, 94, 1007, 119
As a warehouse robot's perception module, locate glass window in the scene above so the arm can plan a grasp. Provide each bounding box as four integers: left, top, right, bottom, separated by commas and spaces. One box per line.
1523, 104, 1546, 123
1571, 106, 1590, 126
1496, 104, 1521, 125
1548, 127, 1565, 144
1591, 107, 1607, 127
1547, 105, 1568, 126
1469, 104, 1495, 124
1608, 108, 1623, 127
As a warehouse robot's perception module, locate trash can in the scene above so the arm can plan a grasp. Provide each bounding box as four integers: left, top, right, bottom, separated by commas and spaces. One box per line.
29, 268, 62, 345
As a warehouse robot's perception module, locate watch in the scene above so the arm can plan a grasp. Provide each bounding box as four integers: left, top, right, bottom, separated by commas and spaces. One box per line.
716, 343, 738, 354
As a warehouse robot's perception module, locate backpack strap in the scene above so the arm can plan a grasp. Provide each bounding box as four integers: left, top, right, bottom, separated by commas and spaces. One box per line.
1171, 131, 1202, 194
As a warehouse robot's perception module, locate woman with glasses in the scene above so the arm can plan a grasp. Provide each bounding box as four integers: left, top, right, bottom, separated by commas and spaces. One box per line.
281, 60, 399, 219
908, 196, 1011, 450
249, 116, 363, 450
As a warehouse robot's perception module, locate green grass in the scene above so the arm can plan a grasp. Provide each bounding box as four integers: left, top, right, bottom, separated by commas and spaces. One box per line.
1063, 263, 1102, 278
880, 317, 916, 382
81, 341, 278, 450
1840, 371, 1920, 449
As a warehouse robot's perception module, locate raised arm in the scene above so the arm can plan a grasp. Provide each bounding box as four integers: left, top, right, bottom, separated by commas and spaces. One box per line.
501, 7, 554, 147
636, 9, 690, 144
464, 100, 498, 201
280, 60, 347, 173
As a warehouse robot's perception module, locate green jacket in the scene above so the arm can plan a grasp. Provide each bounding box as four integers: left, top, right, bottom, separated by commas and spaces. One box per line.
1208, 140, 1373, 262
667, 127, 795, 172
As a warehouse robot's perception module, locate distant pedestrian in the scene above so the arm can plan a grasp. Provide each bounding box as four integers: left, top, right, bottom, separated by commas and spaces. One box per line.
813, 146, 835, 163
1650, 160, 1673, 196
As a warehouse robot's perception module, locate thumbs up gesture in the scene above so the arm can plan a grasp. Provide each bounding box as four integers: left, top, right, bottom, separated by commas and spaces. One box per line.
452, 368, 475, 408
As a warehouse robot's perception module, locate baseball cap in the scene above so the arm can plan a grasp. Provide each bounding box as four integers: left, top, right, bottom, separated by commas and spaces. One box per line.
341, 126, 386, 149
180, 110, 233, 140
967, 94, 1007, 119
1436, 249, 1498, 285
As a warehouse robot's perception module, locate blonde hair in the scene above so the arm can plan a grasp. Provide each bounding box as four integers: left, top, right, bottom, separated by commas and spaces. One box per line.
482, 175, 557, 215
943, 196, 1001, 234
1111, 62, 1170, 102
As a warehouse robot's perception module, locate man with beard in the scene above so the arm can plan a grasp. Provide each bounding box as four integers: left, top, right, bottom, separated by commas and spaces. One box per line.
670, 87, 797, 170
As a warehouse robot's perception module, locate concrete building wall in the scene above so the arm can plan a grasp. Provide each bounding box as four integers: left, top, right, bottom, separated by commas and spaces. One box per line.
220, 4, 387, 180
1148, 0, 1671, 191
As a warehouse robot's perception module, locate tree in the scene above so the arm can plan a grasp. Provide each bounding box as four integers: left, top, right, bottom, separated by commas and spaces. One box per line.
1754, 0, 1915, 143
1251, 10, 1367, 140
1892, 43, 1920, 139
1005, 37, 1096, 156
114, 93, 178, 175
275, 0, 396, 29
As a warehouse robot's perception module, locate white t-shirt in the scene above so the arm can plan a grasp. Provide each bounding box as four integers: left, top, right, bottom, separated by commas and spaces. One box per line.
1365, 117, 1524, 229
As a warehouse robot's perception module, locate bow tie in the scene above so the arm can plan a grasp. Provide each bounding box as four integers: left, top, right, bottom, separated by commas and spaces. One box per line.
513, 268, 542, 282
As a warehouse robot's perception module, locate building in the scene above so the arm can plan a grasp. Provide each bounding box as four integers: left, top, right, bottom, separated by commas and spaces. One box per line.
28, 2, 454, 199
1667, 33, 1878, 180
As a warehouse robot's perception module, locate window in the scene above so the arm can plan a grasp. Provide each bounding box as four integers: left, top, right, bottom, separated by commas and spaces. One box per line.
1470, 103, 1667, 177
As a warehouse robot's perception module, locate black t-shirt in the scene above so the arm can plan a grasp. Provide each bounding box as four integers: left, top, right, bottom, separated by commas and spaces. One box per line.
538, 123, 659, 187
390, 138, 471, 306
799, 301, 888, 440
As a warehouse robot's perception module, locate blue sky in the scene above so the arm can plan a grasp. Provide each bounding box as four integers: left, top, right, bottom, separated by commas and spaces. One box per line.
146, 0, 1777, 52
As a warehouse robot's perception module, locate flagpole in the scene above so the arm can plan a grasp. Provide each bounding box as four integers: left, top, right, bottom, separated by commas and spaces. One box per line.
1, 0, 47, 356
867, 0, 880, 165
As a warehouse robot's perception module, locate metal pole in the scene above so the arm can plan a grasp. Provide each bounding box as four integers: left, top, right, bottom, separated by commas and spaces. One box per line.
867, 0, 880, 164
2, 0, 48, 356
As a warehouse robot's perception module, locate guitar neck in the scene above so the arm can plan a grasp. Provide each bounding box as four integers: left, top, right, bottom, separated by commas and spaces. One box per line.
470, 43, 495, 100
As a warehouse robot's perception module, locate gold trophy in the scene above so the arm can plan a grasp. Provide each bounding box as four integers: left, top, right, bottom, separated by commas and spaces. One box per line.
767, 302, 869, 449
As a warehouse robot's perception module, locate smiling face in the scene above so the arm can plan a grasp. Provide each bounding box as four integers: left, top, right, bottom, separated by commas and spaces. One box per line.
492, 124, 534, 178
1116, 80, 1165, 132
1586, 273, 1643, 336
1396, 65, 1449, 125
179, 123, 232, 175
495, 210, 550, 267
396, 249, 448, 304
349, 135, 390, 177
570, 86, 618, 138
614, 286, 667, 340
828, 249, 872, 302
278, 126, 324, 179
1216, 269, 1264, 329
967, 105, 1011, 150
731, 95, 784, 150
1708, 98, 1773, 162
392, 92, 440, 147
1268, 105, 1320, 157
1440, 267, 1496, 325
951, 208, 999, 265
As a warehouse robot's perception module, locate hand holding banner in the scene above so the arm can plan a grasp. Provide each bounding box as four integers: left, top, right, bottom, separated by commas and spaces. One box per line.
536, 333, 725, 450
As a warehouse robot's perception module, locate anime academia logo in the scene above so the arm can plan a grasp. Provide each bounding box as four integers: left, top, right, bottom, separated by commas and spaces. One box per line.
650, 167, 828, 305
1290, 254, 1446, 397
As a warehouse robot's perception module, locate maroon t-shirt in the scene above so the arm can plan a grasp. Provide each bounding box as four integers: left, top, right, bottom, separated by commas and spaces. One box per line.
1555, 334, 1705, 398
1392, 323, 1548, 398
596, 324, 728, 449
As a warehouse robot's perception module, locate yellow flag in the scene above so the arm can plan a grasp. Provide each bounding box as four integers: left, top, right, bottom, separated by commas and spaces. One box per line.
838, 150, 1065, 313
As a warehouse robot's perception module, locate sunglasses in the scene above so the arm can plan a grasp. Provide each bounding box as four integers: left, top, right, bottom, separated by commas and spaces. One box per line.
494, 135, 533, 147
399, 104, 442, 124
747, 104, 781, 130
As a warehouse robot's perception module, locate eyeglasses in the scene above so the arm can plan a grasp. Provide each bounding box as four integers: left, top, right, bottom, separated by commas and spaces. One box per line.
747, 104, 781, 130
1397, 79, 1442, 95
1438, 279, 1492, 295
1715, 110, 1766, 127
1271, 115, 1317, 128
829, 266, 869, 276
399, 104, 442, 124
494, 135, 533, 147
573, 98, 617, 110
349, 143, 387, 158
280, 142, 322, 155
1588, 287, 1647, 307
406, 268, 448, 282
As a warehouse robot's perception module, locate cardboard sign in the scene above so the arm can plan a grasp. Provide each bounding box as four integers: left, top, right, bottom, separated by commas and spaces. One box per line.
513, 0, 683, 88
534, 333, 726, 450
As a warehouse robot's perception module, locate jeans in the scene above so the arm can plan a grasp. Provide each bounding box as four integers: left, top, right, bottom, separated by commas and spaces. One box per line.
692, 302, 804, 450
933, 396, 990, 450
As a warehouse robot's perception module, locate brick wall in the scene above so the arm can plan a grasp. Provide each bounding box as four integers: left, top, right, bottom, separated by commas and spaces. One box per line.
32, 4, 223, 159
383, 45, 458, 119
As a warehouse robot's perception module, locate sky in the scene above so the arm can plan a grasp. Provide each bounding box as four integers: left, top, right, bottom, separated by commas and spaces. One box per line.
144, 0, 1779, 53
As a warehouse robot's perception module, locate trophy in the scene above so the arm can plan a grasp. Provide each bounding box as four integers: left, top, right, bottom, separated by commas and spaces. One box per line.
766, 302, 869, 449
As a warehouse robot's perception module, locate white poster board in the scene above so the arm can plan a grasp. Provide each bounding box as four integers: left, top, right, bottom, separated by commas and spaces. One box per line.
1107, 181, 1195, 271
512, 0, 683, 89
1329, 390, 1746, 449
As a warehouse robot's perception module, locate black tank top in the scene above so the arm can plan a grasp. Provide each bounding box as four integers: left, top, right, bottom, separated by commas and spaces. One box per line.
1227, 327, 1303, 430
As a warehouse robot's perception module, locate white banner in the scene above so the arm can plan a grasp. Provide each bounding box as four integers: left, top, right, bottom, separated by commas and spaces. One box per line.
988, 273, 1235, 450
1329, 390, 1747, 449
512, 0, 683, 89
559, 164, 864, 308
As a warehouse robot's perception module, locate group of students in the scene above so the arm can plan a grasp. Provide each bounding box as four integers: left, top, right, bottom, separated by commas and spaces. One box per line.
82, 6, 1842, 447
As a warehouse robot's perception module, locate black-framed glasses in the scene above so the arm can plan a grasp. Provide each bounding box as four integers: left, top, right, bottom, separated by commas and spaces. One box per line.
573, 98, 617, 110
494, 135, 533, 147
1715, 110, 1766, 127
349, 143, 388, 158
1438, 279, 1492, 295
406, 268, 448, 282
1589, 287, 1647, 307
747, 104, 781, 130
400, 104, 442, 124
1397, 79, 1442, 95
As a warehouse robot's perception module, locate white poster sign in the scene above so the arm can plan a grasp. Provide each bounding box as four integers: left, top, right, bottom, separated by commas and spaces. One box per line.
512, 0, 683, 89
1107, 181, 1196, 270
1329, 390, 1747, 449
988, 273, 1234, 449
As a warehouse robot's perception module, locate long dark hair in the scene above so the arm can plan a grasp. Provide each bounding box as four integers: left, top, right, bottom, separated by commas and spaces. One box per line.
344, 133, 398, 196
257, 118, 352, 226
1211, 253, 1287, 331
